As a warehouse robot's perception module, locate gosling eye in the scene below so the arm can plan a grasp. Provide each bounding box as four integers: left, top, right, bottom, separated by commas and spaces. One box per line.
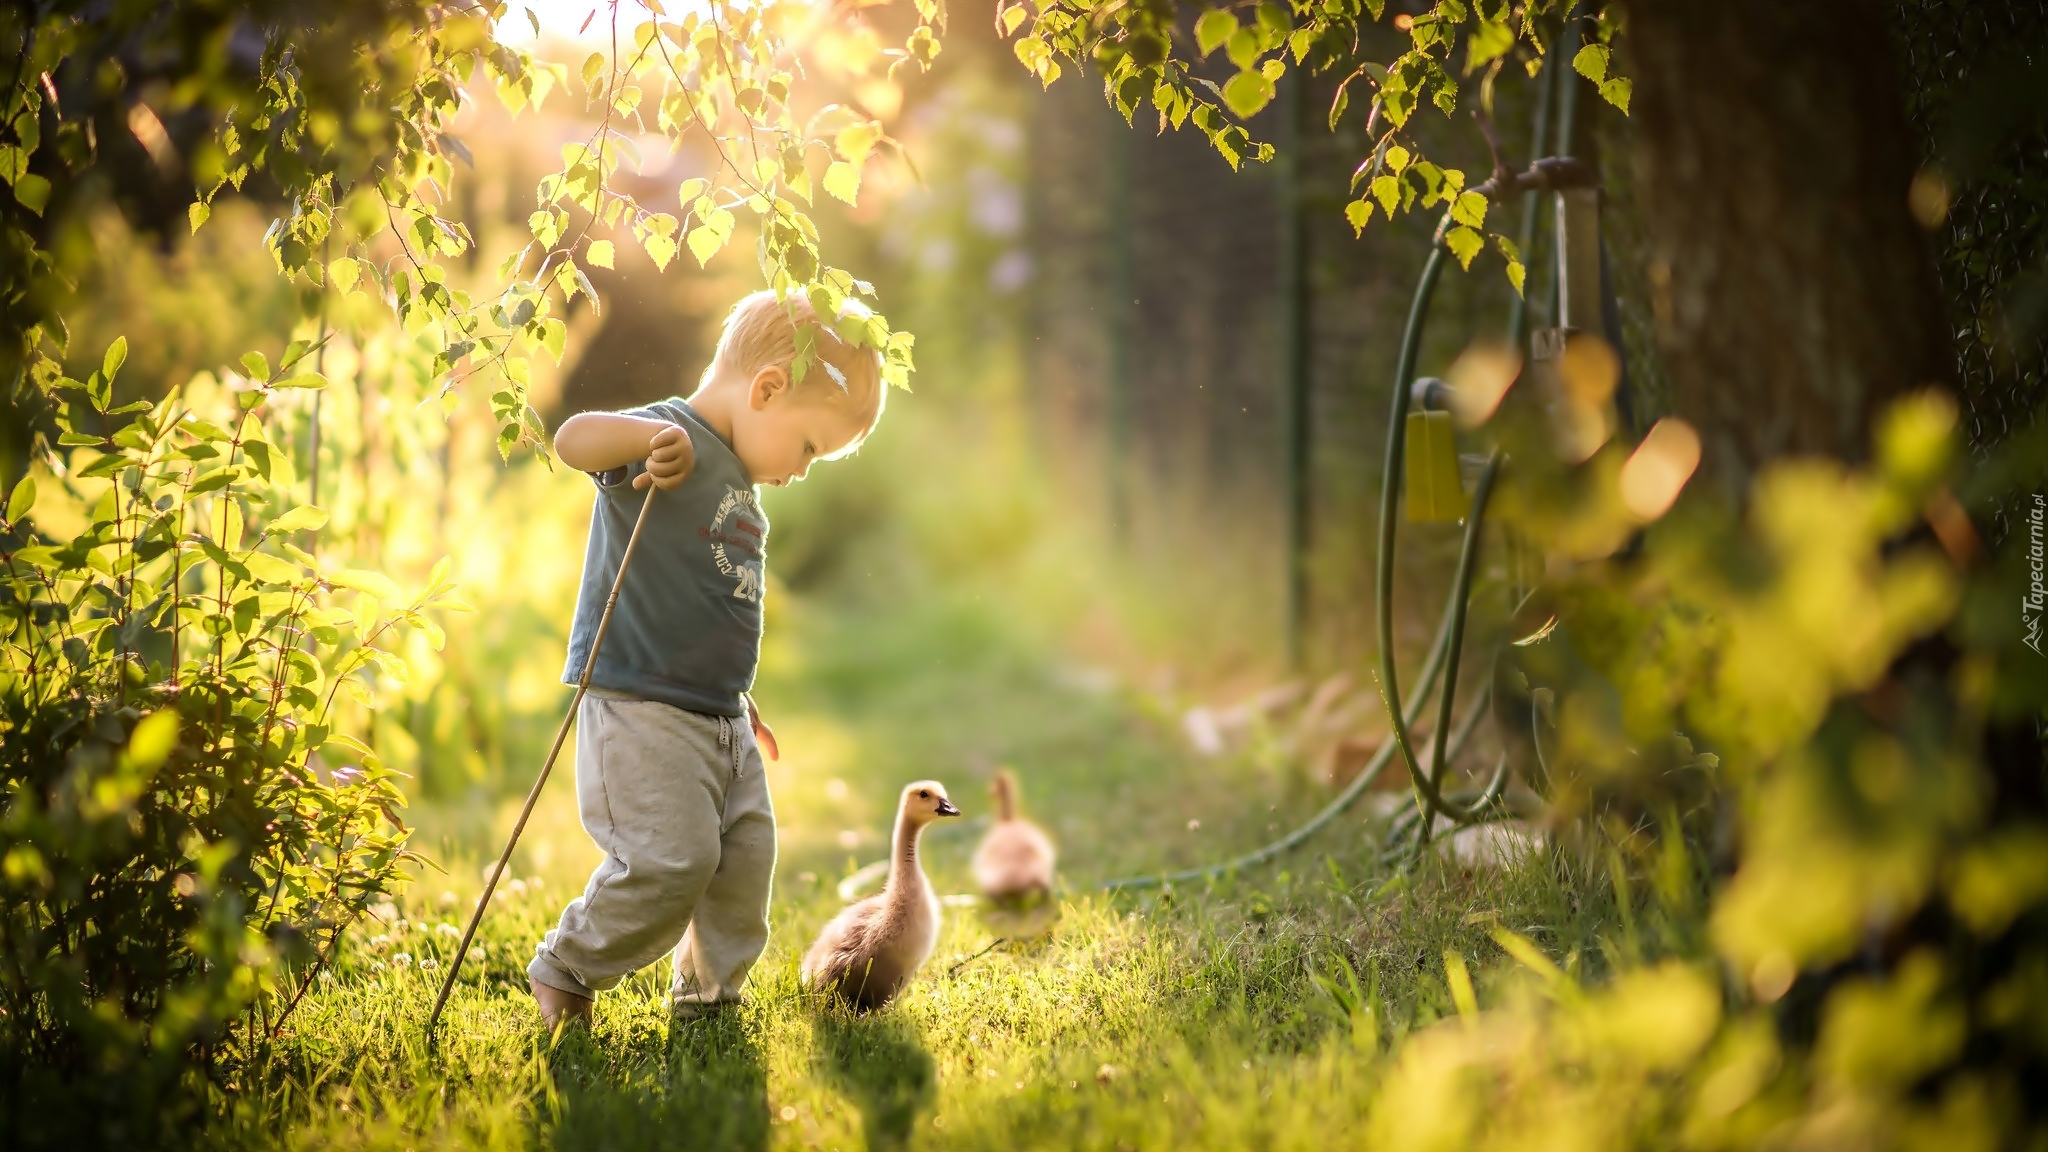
917, 790, 930, 799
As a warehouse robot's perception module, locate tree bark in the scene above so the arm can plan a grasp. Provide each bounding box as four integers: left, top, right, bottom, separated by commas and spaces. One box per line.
1623, 0, 1951, 489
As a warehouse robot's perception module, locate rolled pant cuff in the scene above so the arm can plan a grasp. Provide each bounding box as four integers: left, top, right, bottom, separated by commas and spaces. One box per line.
527, 954, 598, 1000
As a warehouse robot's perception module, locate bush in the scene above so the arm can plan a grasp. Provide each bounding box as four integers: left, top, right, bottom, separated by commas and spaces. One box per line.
0, 343, 458, 1146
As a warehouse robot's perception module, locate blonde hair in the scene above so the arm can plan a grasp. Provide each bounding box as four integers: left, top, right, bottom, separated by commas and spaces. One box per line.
707, 289, 886, 453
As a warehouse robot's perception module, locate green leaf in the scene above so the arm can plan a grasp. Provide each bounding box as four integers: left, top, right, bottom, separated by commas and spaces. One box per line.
565, 261, 599, 314
1225, 28, 1260, 71
328, 257, 360, 293
1345, 198, 1373, 235
264, 505, 329, 536
1328, 84, 1349, 132
58, 431, 105, 447
272, 372, 328, 389
76, 454, 128, 480
1465, 18, 1515, 72
1599, 76, 1632, 114
1195, 9, 1239, 57
6, 476, 34, 522
13, 173, 49, 214
329, 568, 404, 602
835, 122, 882, 165
529, 209, 564, 248
126, 710, 180, 772
1445, 224, 1484, 269
1353, 134, 1391, 192
1001, 3, 1028, 35
1371, 173, 1401, 215
243, 439, 274, 481
103, 336, 128, 382
240, 351, 270, 382
324, 733, 386, 772
1213, 127, 1243, 170
823, 160, 861, 205
587, 239, 615, 269
1572, 43, 1609, 83
1255, 2, 1291, 42
243, 550, 304, 585
642, 230, 678, 270
540, 317, 568, 364
188, 201, 210, 234
581, 51, 607, 95
181, 415, 232, 440
687, 225, 724, 266
1451, 190, 1488, 229
1222, 69, 1276, 120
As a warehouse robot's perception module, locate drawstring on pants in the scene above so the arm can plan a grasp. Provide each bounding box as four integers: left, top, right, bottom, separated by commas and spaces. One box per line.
717, 715, 741, 780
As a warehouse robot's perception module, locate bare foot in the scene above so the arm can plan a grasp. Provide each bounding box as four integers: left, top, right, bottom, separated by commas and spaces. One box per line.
529, 976, 593, 1031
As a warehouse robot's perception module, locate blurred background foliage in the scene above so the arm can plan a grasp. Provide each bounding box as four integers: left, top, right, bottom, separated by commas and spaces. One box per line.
2, 0, 2046, 1147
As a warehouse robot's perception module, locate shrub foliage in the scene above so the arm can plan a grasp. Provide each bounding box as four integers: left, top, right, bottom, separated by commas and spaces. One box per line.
0, 348, 459, 1140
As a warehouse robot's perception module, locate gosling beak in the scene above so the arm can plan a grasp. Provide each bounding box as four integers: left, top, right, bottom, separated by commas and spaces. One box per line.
935, 798, 961, 817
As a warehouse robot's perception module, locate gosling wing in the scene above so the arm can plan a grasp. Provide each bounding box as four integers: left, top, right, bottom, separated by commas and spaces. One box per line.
802, 895, 887, 990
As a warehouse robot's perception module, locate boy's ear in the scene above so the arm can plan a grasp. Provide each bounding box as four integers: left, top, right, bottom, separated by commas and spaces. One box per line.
749, 365, 789, 410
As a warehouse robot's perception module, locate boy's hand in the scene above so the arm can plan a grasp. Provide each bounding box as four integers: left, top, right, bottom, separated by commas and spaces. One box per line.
634, 423, 694, 490
746, 694, 780, 761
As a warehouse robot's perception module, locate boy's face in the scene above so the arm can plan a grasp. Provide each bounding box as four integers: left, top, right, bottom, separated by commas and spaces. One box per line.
733, 367, 869, 487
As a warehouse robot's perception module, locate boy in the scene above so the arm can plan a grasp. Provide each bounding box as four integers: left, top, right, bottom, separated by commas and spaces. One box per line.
527, 290, 886, 1028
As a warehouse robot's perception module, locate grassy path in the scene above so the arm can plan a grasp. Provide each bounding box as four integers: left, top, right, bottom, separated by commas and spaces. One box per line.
251, 586, 1610, 1151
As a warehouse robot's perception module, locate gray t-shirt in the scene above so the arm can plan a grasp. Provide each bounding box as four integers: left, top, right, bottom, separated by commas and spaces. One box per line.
560, 399, 766, 717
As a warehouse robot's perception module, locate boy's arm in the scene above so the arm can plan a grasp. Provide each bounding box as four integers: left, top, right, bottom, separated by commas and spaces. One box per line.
555, 412, 694, 490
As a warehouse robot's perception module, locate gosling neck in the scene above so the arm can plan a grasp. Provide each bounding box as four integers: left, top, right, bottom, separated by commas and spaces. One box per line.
887, 811, 929, 897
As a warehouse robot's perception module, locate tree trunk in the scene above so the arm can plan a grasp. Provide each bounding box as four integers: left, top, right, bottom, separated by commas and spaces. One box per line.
1623, 0, 1951, 489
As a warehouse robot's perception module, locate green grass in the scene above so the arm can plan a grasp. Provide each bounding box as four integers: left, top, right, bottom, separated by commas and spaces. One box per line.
228, 582, 1622, 1151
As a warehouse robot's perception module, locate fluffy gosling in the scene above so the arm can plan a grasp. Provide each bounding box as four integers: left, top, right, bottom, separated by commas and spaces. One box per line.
972, 769, 1055, 906
801, 781, 960, 1010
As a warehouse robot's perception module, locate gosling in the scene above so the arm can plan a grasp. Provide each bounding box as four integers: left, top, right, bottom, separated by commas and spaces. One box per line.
972, 769, 1055, 907
801, 781, 960, 1010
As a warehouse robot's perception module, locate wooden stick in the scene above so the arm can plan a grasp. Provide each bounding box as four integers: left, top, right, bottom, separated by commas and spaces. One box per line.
426, 485, 658, 1041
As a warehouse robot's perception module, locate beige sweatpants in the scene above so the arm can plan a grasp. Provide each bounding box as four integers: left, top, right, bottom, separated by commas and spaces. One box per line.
527, 691, 775, 1011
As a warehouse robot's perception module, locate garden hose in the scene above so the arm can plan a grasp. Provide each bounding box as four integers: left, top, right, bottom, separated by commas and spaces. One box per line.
426, 484, 660, 1041
1092, 23, 1603, 894
1408, 451, 1507, 835
1097, 606, 1476, 892
1383, 19, 1588, 844
1371, 221, 1467, 819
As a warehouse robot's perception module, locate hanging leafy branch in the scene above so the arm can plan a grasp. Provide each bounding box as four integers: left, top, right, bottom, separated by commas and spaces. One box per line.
3, 0, 939, 467
194, 0, 936, 460
999, 0, 1631, 287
